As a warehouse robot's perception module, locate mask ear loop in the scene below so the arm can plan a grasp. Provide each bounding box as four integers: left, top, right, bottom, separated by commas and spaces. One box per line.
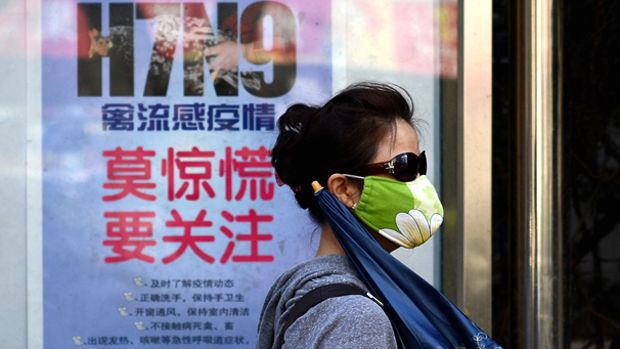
342, 174, 364, 210
343, 174, 364, 180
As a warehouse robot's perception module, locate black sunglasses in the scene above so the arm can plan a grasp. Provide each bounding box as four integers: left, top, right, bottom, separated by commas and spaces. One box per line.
359, 151, 427, 182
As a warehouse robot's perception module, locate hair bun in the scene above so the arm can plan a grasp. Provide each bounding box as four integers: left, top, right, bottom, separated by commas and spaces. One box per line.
271, 104, 317, 196
277, 103, 317, 134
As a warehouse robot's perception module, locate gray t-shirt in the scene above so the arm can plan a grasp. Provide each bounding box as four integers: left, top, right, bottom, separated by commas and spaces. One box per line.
256, 255, 397, 349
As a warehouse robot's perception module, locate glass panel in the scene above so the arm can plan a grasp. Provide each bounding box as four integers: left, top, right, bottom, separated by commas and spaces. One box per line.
561, 0, 620, 347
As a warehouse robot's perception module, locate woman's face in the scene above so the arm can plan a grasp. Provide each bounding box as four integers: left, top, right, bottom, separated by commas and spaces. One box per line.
349, 118, 420, 251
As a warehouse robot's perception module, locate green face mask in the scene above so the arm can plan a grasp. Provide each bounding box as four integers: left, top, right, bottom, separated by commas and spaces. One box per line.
349, 175, 444, 249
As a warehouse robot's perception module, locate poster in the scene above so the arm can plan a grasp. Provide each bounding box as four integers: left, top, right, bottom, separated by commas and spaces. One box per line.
42, 1, 331, 347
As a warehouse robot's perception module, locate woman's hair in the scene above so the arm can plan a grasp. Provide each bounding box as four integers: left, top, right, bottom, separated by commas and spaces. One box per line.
271, 82, 415, 222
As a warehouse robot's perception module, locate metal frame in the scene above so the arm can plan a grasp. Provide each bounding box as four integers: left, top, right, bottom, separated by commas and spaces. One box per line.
515, 0, 563, 347
441, 0, 493, 333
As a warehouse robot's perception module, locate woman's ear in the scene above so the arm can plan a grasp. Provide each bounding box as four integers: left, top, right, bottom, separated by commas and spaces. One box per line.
327, 174, 360, 208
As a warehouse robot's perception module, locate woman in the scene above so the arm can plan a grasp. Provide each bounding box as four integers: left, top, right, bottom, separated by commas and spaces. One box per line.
257, 82, 434, 349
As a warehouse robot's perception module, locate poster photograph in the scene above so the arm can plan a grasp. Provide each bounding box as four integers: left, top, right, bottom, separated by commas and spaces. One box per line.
42, 1, 332, 347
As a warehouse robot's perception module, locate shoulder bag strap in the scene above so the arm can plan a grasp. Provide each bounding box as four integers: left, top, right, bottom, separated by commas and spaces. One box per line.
279, 283, 383, 345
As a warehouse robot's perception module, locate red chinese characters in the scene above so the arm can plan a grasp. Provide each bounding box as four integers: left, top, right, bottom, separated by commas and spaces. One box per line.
103, 211, 157, 263
163, 209, 215, 264
101, 146, 276, 264
161, 209, 274, 264
162, 147, 216, 201
219, 210, 274, 263
103, 147, 157, 201
219, 146, 274, 201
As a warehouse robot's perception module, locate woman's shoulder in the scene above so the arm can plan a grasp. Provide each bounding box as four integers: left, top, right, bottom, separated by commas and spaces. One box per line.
269, 254, 363, 296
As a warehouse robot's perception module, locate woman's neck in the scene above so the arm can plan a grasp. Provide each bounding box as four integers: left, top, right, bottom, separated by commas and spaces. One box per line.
315, 223, 345, 256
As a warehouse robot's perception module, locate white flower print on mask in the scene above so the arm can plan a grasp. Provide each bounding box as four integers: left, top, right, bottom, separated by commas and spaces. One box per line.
379, 209, 443, 248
